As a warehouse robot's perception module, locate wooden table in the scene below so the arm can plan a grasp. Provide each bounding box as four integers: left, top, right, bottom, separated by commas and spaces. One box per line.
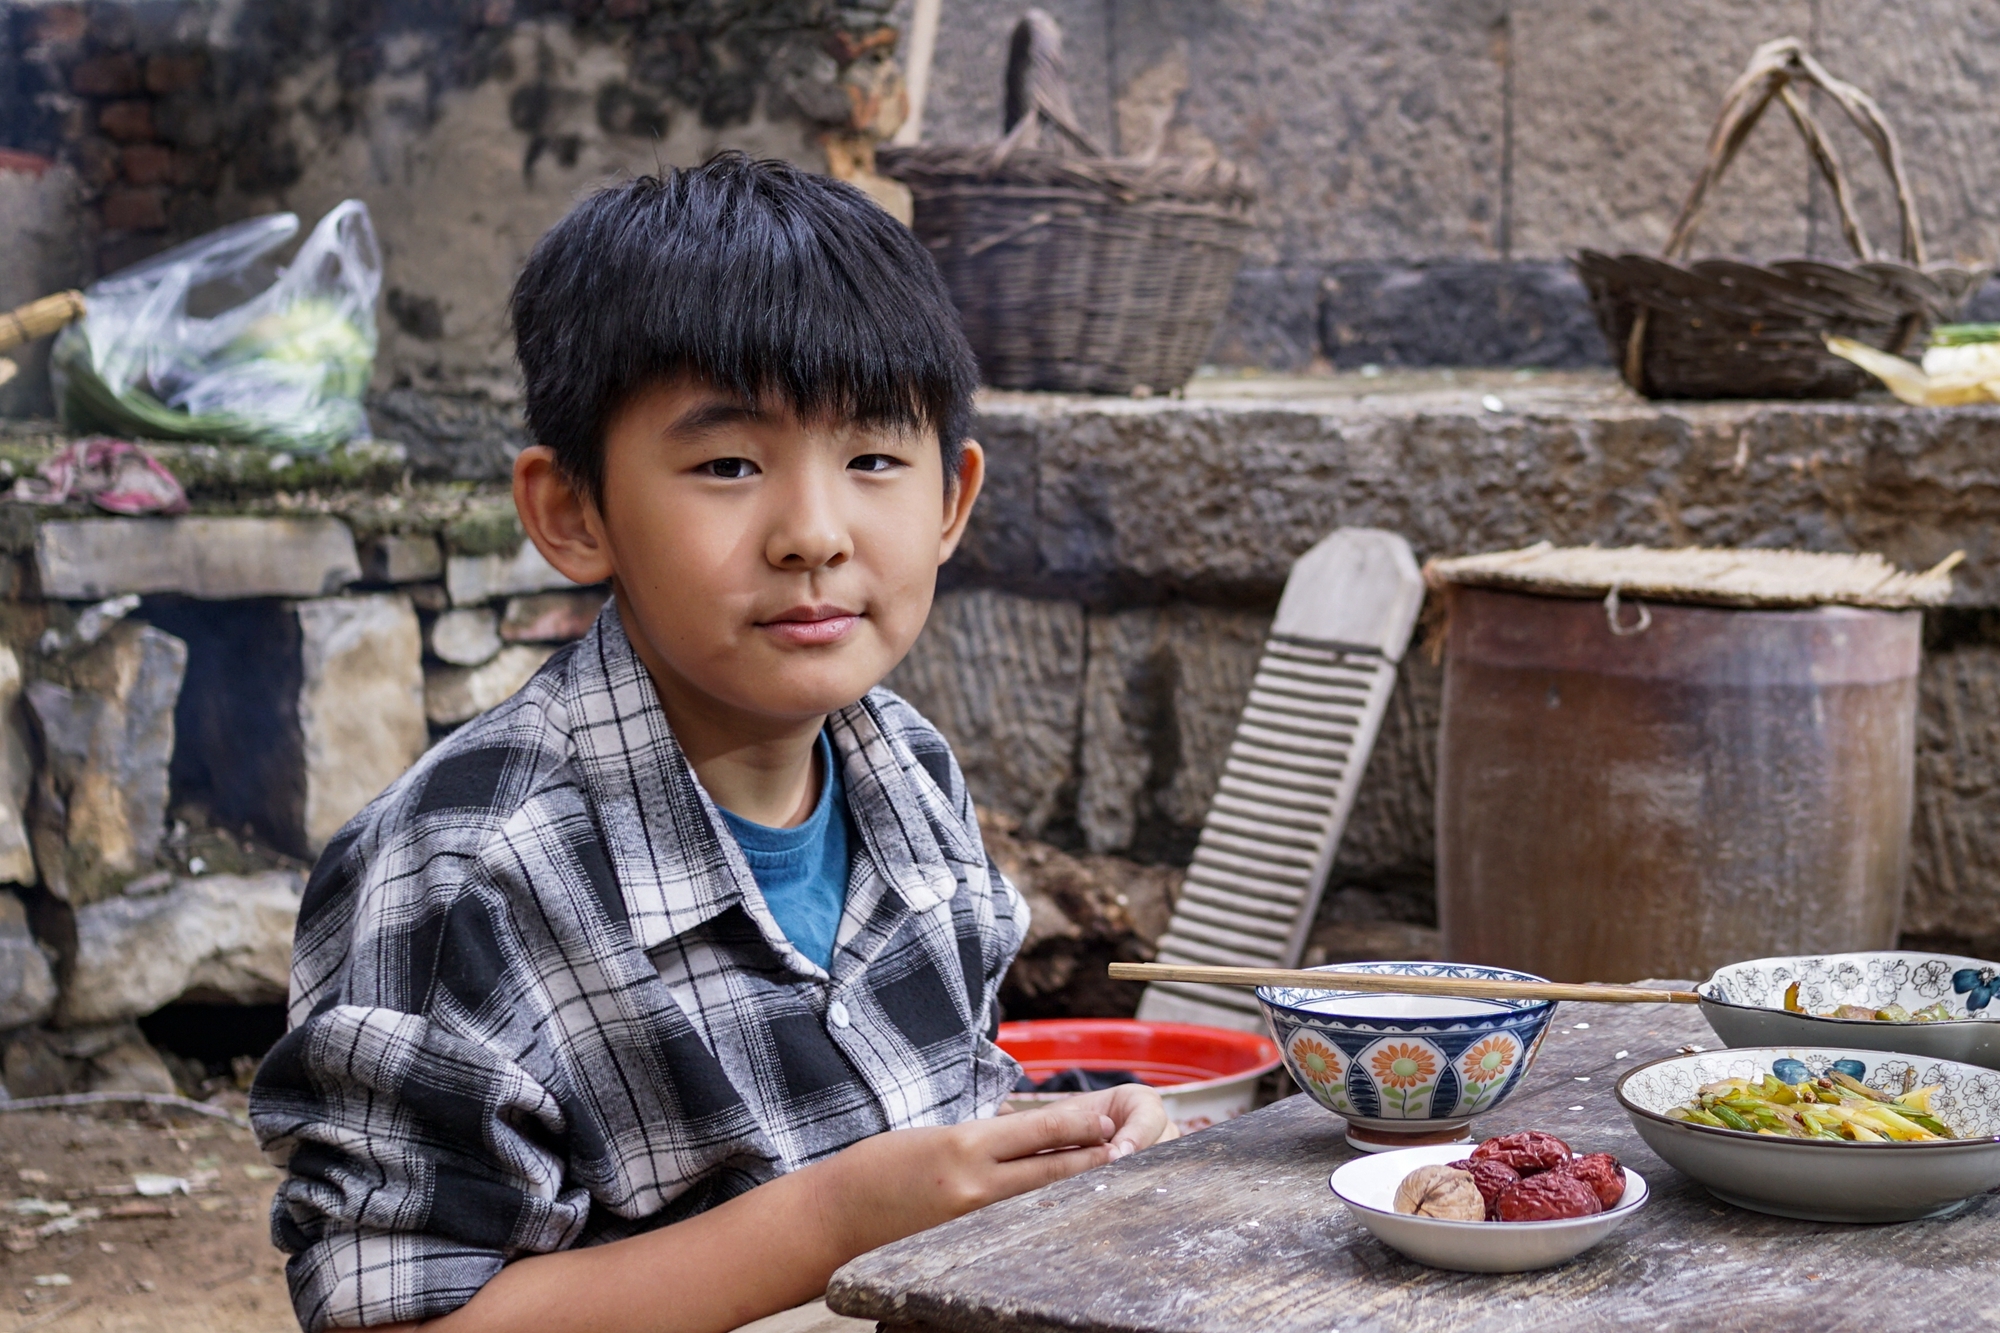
828, 999, 2000, 1331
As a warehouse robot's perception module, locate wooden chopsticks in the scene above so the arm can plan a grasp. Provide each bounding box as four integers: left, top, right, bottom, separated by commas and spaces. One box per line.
1107, 961, 1701, 1005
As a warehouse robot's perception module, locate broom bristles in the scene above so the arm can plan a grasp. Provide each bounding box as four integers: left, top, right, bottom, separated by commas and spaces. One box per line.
0, 290, 85, 353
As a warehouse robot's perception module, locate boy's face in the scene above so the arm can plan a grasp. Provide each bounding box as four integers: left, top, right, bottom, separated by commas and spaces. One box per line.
523, 379, 982, 731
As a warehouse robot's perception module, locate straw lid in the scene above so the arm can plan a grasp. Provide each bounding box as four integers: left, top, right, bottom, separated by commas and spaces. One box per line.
1424, 542, 1963, 610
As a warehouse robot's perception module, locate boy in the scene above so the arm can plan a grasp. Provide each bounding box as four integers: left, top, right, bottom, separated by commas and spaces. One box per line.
248, 153, 1173, 1333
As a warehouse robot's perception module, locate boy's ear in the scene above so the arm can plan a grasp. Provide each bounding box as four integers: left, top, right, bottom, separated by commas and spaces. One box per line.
514, 446, 616, 587
938, 439, 985, 564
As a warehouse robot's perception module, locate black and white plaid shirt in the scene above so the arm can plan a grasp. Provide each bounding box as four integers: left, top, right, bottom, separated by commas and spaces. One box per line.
249, 603, 1027, 1332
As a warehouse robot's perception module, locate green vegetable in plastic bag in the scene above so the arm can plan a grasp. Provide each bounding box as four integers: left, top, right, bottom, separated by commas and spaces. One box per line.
52, 201, 381, 452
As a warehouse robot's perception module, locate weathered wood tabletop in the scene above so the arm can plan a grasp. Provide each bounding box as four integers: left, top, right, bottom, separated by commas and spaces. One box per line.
828, 999, 2000, 1332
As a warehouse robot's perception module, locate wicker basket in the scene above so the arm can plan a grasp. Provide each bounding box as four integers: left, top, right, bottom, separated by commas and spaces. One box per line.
1574, 39, 1987, 399
880, 11, 1253, 395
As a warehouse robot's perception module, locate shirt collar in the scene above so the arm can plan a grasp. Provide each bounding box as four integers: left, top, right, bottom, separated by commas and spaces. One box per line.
558, 601, 968, 956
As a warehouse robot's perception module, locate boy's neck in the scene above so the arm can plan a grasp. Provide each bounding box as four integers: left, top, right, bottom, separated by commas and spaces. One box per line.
680, 719, 825, 830
617, 598, 828, 829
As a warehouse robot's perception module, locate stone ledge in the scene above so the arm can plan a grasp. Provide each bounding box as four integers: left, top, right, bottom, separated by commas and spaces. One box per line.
957, 370, 2000, 607
20, 371, 1996, 610
36, 515, 361, 600
0, 420, 513, 556
0, 421, 411, 498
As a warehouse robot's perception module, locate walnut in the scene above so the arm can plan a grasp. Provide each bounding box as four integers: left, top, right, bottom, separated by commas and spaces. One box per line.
1392, 1165, 1485, 1220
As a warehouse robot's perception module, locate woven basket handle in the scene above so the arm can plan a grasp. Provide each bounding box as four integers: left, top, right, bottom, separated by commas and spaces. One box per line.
996, 9, 1106, 163
1662, 38, 1925, 266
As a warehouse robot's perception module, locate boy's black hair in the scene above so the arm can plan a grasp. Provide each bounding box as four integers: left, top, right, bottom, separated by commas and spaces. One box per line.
510, 151, 979, 498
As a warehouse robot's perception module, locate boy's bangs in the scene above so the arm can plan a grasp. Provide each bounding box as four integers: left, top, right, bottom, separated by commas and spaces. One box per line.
652, 240, 949, 449
513, 153, 979, 496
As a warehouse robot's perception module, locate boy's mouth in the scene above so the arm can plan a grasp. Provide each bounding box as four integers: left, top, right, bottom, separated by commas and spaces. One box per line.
758, 604, 861, 647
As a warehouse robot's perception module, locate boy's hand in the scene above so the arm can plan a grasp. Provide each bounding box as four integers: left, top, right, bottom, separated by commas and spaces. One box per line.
1045, 1083, 1180, 1158
814, 1085, 1176, 1254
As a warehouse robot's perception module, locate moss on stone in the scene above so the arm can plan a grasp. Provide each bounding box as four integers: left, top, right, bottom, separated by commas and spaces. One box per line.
444, 501, 525, 556
0, 422, 411, 506
148, 439, 411, 500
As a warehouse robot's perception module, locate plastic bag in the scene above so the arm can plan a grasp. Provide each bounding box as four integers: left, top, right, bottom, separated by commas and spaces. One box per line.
52, 200, 381, 452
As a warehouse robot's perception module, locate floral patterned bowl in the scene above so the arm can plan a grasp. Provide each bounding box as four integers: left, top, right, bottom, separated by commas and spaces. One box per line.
1616, 1045, 2000, 1222
1699, 951, 2000, 1070
1256, 962, 1557, 1152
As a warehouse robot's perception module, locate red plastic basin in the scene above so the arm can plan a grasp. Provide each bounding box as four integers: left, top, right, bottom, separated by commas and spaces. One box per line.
997, 1018, 1283, 1133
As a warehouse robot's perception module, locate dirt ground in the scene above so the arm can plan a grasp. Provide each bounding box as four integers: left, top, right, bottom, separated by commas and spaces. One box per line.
0, 1101, 294, 1333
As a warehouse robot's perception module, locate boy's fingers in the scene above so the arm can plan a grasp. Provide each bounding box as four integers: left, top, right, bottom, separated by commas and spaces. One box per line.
1000, 1086, 1173, 1159
994, 1142, 1116, 1195
979, 1106, 1115, 1161
1103, 1085, 1171, 1158
1037, 1087, 1116, 1117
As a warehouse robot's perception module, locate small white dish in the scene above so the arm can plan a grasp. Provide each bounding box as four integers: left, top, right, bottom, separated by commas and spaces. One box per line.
1328, 1144, 1648, 1272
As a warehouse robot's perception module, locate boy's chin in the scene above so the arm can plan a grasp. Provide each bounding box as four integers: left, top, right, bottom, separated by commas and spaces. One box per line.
702, 667, 884, 724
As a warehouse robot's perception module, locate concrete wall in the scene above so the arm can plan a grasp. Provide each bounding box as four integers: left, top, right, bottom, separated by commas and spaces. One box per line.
918, 0, 2000, 266
8, 1, 1998, 402
0, 0, 906, 399
266, 0, 2000, 376
0, 159, 89, 418
913, 0, 2000, 367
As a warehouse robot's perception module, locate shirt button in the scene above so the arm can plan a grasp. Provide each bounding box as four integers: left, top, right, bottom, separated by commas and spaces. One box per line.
828, 1000, 851, 1029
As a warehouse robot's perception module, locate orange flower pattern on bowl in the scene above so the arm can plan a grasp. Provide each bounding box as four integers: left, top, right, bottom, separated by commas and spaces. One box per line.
1291, 1034, 1342, 1086
1288, 1024, 1352, 1112
1454, 1034, 1520, 1113
1287, 1033, 1351, 1112
1369, 1042, 1438, 1117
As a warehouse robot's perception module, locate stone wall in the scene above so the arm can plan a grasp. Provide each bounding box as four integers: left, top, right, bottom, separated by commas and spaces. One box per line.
0, 2, 1994, 1069
880, 371, 2000, 962
0, 422, 610, 1095
0, 375, 1996, 1069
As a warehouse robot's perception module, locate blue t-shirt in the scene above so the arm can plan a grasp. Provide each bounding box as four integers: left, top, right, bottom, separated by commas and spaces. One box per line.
716, 731, 852, 970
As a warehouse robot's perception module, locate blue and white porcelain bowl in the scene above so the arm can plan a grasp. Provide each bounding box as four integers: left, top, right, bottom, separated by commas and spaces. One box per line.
1699, 951, 2000, 1070
1256, 962, 1558, 1152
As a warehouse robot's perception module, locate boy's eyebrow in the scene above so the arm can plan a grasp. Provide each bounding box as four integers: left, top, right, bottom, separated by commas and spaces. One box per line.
663, 396, 769, 438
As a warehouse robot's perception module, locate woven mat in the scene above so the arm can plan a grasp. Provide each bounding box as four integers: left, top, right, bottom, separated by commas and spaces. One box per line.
1424, 543, 1960, 609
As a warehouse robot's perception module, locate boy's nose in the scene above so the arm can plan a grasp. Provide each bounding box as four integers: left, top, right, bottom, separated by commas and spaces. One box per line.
766, 509, 852, 571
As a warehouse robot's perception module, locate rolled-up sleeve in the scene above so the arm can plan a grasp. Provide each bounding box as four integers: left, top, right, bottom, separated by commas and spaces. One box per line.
253, 1003, 590, 1331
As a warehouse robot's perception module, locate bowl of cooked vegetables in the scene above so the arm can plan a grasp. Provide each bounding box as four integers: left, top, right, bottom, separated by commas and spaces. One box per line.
1698, 951, 2000, 1069
1616, 1046, 2000, 1222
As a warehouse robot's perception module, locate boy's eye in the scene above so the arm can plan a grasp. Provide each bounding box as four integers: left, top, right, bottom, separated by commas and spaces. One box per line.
848, 453, 903, 473
700, 458, 759, 479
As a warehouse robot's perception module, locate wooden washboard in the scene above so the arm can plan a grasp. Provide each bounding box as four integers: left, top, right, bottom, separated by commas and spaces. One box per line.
1136, 528, 1425, 1032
